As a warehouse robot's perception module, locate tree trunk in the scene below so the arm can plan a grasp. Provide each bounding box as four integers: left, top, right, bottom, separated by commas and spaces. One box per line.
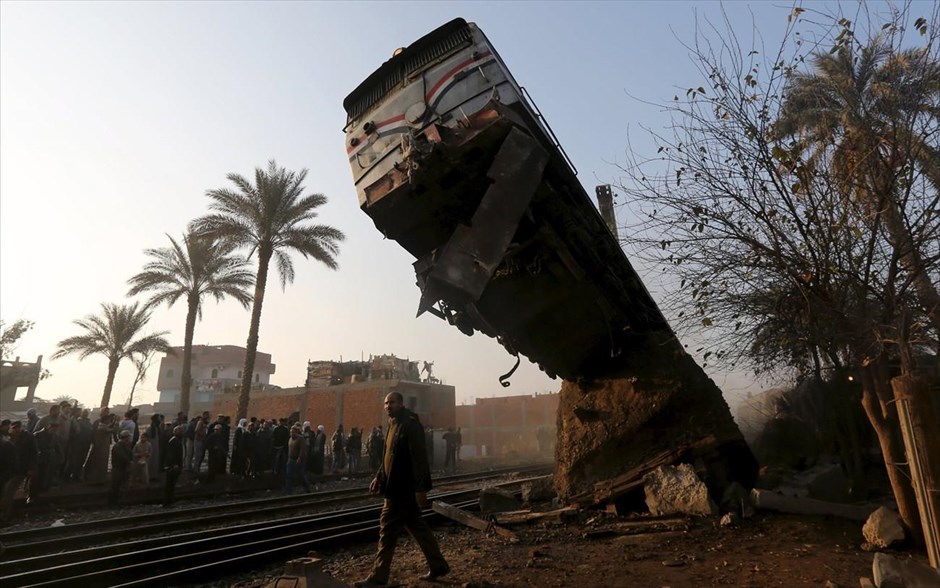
238, 247, 271, 421
859, 360, 923, 542
878, 193, 940, 342
100, 356, 121, 408
180, 293, 199, 417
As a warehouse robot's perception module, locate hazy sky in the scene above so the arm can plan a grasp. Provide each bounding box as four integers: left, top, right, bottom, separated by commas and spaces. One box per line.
1, 1, 821, 409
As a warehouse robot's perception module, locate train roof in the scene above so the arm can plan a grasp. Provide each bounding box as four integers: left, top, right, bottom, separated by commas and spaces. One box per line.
343, 18, 473, 122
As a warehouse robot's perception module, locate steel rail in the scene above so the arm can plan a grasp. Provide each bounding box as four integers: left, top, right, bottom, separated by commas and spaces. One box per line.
7, 494, 482, 587
2, 473, 547, 586
1, 464, 549, 548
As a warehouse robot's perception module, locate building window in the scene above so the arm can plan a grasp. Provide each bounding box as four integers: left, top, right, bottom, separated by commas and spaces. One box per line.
255, 373, 260, 383
211, 368, 218, 379
166, 369, 174, 378
408, 396, 418, 411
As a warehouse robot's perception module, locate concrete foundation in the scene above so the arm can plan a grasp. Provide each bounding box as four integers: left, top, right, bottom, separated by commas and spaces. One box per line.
554, 333, 758, 501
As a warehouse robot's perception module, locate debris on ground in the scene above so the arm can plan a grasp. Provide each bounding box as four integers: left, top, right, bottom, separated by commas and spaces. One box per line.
643, 463, 719, 516
863, 506, 907, 550
432, 500, 518, 541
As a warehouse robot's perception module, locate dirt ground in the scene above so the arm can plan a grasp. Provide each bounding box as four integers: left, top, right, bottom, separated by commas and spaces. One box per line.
310, 509, 924, 588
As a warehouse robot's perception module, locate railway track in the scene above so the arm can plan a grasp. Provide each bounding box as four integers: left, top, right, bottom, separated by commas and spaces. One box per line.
1, 467, 551, 587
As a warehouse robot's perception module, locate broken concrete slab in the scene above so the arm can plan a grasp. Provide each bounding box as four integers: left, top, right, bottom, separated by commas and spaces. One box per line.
864, 507, 906, 550
521, 475, 556, 503
776, 463, 853, 503
750, 489, 878, 521
479, 487, 522, 514
267, 556, 349, 588
569, 436, 718, 508
872, 552, 940, 588
644, 463, 718, 517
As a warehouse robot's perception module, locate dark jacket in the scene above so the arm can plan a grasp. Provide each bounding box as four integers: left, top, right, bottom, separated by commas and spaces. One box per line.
13, 431, 37, 475
376, 408, 432, 498
313, 431, 326, 455
272, 424, 289, 449
111, 441, 133, 473
0, 438, 17, 484
165, 436, 184, 470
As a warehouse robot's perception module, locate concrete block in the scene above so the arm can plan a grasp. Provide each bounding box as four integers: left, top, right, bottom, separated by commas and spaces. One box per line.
872, 552, 940, 588
643, 463, 718, 517
863, 507, 906, 549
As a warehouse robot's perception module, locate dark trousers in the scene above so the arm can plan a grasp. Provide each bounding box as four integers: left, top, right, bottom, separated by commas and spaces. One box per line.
284, 459, 310, 494
163, 468, 181, 505
273, 446, 286, 475
368, 497, 447, 584
108, 470, 128, 505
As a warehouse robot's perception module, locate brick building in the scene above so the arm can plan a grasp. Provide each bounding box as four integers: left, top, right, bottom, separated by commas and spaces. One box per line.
455, 392, 559, 457
211, 355, 455, 436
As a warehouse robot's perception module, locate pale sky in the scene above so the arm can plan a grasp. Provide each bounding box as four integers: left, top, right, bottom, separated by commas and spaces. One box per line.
1, 1, 815, 409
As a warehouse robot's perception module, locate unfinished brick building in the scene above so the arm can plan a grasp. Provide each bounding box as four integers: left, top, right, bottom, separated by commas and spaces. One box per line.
455, 392, 558, 458
212, 354, 455, 436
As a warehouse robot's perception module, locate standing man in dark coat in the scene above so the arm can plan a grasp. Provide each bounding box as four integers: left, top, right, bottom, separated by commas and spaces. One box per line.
0, 421, 17, 511
443, 427, 458, 472
256, 419, 273, 473
311, 425, 327, 475
355, 392, 449, 587
271, 418, 290, 476
205, 424, 228, 484
33, 423, 62, 498
163, 425, 184, 506
367, 426, 384, 473
108, 430, 133, 506
1, 421, 36, 522
66, 409, 93, 482
25, 408, 39, 434
346, 427, 362, 473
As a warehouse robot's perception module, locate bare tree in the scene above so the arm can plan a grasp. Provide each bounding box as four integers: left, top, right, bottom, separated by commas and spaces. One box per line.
615, 3, 939, 538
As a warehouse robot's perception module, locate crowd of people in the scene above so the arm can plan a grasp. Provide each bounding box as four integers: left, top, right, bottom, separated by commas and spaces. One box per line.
0, 401, 408, 522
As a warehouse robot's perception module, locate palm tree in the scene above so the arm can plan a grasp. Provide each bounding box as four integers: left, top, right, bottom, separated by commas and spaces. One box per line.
127, 232, 254, 416
775, 36, 940, 338
52, 302, 172, 408
191, 160, 345, 420
775, 35, 940, 541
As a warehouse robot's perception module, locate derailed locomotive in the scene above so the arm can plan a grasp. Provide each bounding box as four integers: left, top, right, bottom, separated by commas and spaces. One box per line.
342, 18, 672, 384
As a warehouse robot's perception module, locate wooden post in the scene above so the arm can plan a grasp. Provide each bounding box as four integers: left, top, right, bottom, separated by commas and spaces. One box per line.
431, 500, 518, 541
892, 375, 940, 569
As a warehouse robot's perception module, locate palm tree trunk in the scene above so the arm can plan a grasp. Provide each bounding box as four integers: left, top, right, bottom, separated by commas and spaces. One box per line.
238, 247, 271, 421
100, 356, 121, 408
878, 190, 940, 342
180, 293, 199, 417
859, 358, 923, 543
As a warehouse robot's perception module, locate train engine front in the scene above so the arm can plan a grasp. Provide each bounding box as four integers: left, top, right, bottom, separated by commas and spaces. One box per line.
342, 18, 671, 383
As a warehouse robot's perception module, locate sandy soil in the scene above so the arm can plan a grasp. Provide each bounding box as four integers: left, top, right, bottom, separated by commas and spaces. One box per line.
310, 509, 925, 588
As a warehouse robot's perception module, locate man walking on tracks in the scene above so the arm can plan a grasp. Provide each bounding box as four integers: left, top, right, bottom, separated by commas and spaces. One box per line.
355, 392, 449, 587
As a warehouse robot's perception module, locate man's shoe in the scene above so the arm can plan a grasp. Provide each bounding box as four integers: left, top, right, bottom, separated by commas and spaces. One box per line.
420, 564, 451, 581
353, 579, 386, 587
